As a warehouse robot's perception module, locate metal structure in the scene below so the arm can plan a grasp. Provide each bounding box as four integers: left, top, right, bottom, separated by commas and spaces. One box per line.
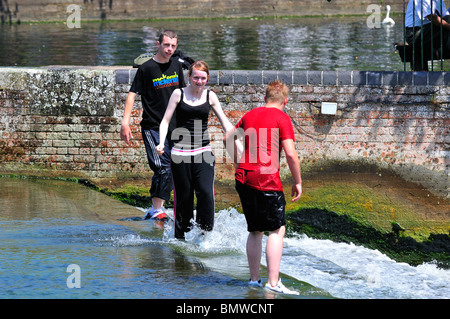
400, 0, 447, 71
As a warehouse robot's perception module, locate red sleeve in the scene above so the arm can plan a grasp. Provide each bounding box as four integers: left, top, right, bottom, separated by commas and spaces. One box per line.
235, 113, 246, 130
279, 113, 295, 141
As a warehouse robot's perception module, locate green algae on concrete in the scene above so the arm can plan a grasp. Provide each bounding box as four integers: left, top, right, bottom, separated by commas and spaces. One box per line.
286, 207, 450, 268
84, 179, 240, 212
285, 183, 449, 241
284, 182, 449, 268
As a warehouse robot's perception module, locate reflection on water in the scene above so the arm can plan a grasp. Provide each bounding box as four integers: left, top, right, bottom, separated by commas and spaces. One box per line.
0, 17, 405, 70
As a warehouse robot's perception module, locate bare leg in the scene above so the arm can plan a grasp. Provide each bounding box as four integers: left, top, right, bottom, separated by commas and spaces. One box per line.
152, 197, 165, 210
266, 226, 285, 287
246, 231, 264, 282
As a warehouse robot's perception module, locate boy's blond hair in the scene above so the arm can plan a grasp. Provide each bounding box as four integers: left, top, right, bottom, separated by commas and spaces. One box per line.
265, 80, 289, 104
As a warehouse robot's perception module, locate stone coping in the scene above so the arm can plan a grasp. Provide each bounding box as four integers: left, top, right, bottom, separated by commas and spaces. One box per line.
1, 67, 450, 86
115, 69, 450, 86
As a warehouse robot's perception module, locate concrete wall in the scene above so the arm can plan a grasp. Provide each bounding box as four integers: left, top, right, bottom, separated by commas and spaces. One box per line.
2, 0, 406, 23
0, 66, 448, 198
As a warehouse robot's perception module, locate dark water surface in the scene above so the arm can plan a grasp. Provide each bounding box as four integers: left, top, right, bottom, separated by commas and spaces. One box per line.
0, 17, 407, 70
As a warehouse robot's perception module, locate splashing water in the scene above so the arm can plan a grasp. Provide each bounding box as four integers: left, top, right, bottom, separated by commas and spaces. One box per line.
139, 208, 449, 299
279, 235, 450, 299
162, 208, 248, 254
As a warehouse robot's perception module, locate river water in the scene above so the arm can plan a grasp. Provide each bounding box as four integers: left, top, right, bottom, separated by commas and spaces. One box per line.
0, 16, 408, 70
0, 177, 448, 299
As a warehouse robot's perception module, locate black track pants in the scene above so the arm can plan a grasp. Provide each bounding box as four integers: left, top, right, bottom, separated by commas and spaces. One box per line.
171, 152, 215, 239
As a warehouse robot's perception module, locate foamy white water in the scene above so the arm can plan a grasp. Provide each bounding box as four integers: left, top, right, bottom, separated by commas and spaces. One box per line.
280, 235, 450, 299
113, 208, 450, 299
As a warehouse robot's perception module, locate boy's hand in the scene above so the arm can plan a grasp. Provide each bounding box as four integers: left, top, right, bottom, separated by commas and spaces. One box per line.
120, 124, 133, 144
291, 183, 302, 202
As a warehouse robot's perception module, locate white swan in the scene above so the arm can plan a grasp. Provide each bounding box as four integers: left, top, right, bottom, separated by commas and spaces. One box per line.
382, 5, 395, 25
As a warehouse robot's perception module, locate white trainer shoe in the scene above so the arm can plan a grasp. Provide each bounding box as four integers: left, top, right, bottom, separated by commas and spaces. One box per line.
248, 279, 263, 288
264, 279, 299, 295
143, 207, 169, 221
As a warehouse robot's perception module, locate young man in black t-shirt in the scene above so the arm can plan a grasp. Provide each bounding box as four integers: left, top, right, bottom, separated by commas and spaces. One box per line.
120, 30, 186, 221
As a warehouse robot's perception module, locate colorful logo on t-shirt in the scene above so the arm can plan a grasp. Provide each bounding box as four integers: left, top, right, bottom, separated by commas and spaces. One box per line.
153, 72, 179, 89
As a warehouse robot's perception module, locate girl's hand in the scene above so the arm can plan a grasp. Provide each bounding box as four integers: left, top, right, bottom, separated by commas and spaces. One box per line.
156, 144, 165, 156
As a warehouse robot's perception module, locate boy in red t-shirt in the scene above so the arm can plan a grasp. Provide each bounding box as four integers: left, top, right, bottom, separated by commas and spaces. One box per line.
224, 80, 302, 294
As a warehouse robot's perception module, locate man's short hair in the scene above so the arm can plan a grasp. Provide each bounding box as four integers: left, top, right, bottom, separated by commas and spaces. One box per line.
158, 30, 178, 43
265, 80, 289, 104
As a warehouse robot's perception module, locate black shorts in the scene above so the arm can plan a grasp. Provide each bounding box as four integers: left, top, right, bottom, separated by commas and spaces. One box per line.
235, 180, 286, 232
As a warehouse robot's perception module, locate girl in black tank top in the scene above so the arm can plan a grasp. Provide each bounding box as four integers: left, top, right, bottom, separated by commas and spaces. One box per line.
173, 89, 211, 150
156, 61, 237, 239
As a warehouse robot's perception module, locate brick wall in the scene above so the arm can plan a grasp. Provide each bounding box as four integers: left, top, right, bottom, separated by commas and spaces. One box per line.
0, 66, 448, 198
